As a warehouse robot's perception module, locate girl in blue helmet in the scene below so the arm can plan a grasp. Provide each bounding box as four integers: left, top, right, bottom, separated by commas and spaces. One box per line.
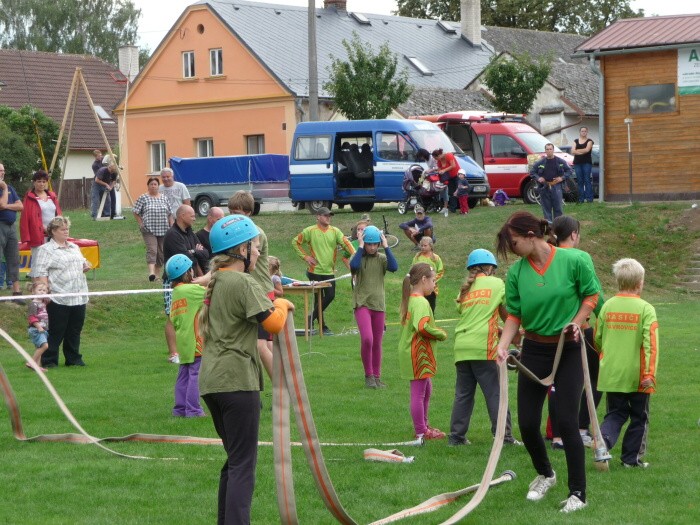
448, 249, 521, 447
197, 214, 294, 525
165, 253, 206, 418
349, 225, 398, 388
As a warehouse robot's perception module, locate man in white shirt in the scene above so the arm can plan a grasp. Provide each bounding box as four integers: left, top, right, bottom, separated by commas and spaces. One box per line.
159, 168, 191, 216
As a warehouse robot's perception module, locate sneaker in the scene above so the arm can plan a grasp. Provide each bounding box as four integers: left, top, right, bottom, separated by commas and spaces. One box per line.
365, 376, 377, 389
168, 354, 180, 364
526, 471, 556, 501
11, 292, 25, 306
580, 433, 594, 448
622, 461, 649, 468
322, 326, 334, 336
560, 494, 587, 513
373, 377, 387, 388
551, 440, 565, 450
443, 208, 449, 217
504, 438, 523, 446
149, 274, 156, 282
448, 436, 471, 446
424, 427, 446, 440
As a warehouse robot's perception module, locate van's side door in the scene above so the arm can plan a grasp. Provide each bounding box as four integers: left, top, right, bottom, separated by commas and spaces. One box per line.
483, 134, 529, 197
374, 131, 416, 201
289, 134, 335, 203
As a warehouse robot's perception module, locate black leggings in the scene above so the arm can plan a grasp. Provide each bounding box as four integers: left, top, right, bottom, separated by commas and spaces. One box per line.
307, 272, 336, 327
518, 339, 586, 498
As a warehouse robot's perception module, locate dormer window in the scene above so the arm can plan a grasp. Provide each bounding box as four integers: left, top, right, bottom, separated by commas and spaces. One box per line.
182, 51, 195, 78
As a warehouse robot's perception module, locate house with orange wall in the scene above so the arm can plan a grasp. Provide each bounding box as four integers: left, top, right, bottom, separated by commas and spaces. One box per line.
115, 0, 496, 199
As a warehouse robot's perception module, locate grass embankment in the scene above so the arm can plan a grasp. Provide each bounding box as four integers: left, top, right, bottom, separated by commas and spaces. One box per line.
0, 201, 698, 524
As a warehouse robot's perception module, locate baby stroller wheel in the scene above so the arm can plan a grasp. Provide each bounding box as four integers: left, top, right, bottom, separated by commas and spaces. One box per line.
397, 200, 409, 215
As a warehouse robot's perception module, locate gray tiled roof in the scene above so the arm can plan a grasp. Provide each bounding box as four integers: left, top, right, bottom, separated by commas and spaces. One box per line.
548, 62, 599, 115
204, 0, 492, 97
0, 49, 124, 149
481, 25, 587, 62
398, 87, 495, 116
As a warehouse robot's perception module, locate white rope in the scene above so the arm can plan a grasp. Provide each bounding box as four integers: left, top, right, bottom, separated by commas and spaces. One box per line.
0, 288, 170, 302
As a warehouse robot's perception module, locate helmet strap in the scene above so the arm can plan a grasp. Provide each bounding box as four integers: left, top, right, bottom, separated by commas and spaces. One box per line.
244, 240, 252, 273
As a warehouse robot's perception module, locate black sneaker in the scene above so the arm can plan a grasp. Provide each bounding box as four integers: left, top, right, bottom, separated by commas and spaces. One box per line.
322, 326, 334, 336
11, 292, 26, 305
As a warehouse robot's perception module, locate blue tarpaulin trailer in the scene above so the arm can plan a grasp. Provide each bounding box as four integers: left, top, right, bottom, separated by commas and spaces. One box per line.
170, 154, 290, 216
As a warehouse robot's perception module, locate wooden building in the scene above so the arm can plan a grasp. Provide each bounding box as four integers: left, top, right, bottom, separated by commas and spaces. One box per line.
575, 15, 700, 201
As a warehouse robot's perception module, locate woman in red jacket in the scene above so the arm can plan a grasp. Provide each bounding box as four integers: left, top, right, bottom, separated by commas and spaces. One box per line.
432, 149, 460, 216
20, 170, 61, 275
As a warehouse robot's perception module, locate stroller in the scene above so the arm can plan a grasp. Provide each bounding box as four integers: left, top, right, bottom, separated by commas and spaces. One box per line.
398, 165, 445, 214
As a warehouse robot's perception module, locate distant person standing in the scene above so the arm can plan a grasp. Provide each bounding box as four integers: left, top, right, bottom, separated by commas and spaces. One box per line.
292, 207, 355, 335
91, 150, 103, 176
91, 162, 117, 219
196, 207, 225, 259
159, 168, 191, 217
20, 170, 62, 277
572, 128, 594, 204
529, 143, 571, 224
0, 162, 24, 302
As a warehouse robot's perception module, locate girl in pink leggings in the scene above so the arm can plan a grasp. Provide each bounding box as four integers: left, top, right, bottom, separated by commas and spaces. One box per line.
350, 225, 398, 388
398, 263, 448, 439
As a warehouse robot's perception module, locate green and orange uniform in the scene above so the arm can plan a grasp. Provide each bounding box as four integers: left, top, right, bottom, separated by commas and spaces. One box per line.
399, 294, 447, 380
411, 252, 444, 296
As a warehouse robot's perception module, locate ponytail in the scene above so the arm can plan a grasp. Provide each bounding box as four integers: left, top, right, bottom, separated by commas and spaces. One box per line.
399, 263, 434, 322
197, 248, 245, 338
456, 265, 495, 304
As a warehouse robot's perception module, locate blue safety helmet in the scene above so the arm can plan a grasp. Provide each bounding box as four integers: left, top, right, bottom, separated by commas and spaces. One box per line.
165, 254, 193, 280
209, 214, 259, 255
466, 249, 498, 269
363, 225, 381, 244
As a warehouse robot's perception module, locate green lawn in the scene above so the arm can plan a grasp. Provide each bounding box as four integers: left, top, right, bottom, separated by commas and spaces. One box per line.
0, 201, 698, 524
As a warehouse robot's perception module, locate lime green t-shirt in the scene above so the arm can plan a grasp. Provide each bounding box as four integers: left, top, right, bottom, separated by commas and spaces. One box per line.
594, 294, 659, 393
292, 224, 355, 276
170, 283, 206, 364
412, 253, 444, 295
560, 246, 604, 318
505, 246, 600, 336
398, 294, 447, 380
453, 275, 505, 362
250, 225, 274, 294
352, 252, 389, 311
198, 270, 272, 395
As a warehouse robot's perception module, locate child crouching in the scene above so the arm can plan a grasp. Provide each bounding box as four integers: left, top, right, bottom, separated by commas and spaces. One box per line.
166, 254, 206, 417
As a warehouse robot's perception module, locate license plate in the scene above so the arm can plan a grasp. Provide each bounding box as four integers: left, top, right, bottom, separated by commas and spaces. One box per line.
472, 185, 486, 193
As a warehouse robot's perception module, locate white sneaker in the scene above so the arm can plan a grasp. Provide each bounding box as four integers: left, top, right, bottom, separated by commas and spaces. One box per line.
168, 354, 180, 364
560, 494, 587, 513
526, 471, 556, 501
580, 433, 594, 448
443, 208, 449, 217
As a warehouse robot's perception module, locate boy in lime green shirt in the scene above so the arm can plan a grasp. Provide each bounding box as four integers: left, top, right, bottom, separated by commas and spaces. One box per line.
595, 258, 659, 468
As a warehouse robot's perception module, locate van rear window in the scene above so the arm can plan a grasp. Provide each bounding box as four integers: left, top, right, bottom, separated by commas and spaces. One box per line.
294, 136, 332, 160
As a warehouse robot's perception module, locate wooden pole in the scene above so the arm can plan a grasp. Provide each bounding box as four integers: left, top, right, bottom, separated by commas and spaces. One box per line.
57, 78, 80, 202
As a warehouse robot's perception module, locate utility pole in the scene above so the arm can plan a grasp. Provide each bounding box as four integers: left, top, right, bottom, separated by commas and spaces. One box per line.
308, 0, 319, 121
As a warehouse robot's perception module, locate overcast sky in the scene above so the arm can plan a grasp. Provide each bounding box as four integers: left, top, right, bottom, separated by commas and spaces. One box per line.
135, 0, 700, 53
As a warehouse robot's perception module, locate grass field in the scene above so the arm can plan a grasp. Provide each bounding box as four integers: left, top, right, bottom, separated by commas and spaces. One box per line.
1, 201, 699, 524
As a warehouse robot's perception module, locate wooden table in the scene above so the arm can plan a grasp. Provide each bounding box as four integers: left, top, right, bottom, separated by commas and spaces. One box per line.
282, 282, 332, 340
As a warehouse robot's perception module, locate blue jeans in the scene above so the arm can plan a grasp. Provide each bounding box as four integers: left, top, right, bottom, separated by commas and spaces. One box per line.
90, 181, 111, 219
538, 184, 563, 223
574, 163, 593, 202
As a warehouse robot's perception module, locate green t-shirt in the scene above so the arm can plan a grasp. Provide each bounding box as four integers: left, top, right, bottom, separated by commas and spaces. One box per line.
352, 252, 388, 311
198, 270, 272, 395
453, 275, 505, 362
292, 224, 355, 276
412, 253, 444, 295
250, 225, 274, 294
560, 246, 604, 318
594, 294, 659, 393
170, 283, 206, 364
505, 246, 600, 336
398, 294, 447, 380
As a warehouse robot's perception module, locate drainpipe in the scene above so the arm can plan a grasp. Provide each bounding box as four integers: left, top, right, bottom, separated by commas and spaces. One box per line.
296, 98, 306, 122
588, 55, 604, 202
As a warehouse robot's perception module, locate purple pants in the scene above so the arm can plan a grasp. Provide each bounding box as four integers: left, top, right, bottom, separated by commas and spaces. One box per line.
173, 356, 205, 417
410, 378, 433, 436
354, 307, 386, 378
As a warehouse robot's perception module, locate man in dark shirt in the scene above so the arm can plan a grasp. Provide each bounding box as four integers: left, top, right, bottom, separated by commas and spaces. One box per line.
529, 143, 572, 223
92, 163, 117, 219
162, 205, 209, 363
0, 162, 24, 302
195, 206, 225, 259
399, 205, 434, 248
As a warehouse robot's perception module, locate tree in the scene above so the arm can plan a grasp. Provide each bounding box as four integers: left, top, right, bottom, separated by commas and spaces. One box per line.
0, 105, 61, 194
0, 0, 141, 64
482, 52, 551, 114
323, 32, 413, 120
395, 0, 644, 36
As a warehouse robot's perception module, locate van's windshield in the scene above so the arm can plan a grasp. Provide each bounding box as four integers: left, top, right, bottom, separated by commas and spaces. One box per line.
516, 132, 563, 153
409, 130, 465, 156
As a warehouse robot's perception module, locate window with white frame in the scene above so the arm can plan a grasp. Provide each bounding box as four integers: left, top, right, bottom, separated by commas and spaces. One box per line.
197, 138, 214, 157
210, 48, 223, 76
150, 141, 166, 172
182, 51, 195, 78
246, 135, 265, 154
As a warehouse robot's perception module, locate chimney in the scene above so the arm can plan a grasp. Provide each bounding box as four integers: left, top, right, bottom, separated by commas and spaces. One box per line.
460, 0, 481, 47
324, 0, 347, 11
118, 45, 140, 83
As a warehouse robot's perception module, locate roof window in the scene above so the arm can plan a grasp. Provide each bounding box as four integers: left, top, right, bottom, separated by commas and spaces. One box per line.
405, 56, 433, 76
351, 12, 371, 25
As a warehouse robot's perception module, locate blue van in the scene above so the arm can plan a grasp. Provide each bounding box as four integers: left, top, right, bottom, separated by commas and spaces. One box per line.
289, 119, 489, 213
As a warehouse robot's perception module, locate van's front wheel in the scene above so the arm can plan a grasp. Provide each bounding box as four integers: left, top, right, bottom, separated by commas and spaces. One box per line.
523, 180, 540, 205
350, 203, 374, 213
307, 200, 331, 214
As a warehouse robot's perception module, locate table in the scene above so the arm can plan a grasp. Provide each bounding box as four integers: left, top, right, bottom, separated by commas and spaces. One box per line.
282, 281, 332, 340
